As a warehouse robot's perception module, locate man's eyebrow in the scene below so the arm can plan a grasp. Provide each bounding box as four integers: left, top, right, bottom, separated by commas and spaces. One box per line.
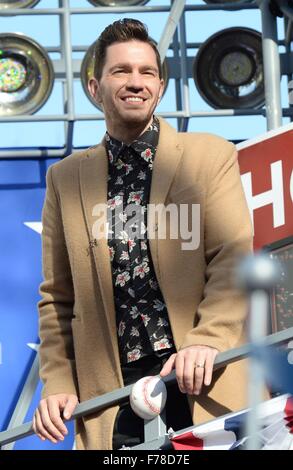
141, 65, 159, 72
108, 63, 129, 71
108, 64, 159, 72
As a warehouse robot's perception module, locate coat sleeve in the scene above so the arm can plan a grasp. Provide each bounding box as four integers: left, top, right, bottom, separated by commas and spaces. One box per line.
38, 164, 78, 399
180, 142, 253, 353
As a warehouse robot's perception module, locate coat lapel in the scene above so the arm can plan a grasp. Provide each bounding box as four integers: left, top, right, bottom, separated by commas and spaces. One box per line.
148, 117, 183, 286
79, 117, 183, 338
79, 143, 118, 345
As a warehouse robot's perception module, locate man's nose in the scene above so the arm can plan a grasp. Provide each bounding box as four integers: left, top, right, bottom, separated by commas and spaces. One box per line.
125, 72, 144, 90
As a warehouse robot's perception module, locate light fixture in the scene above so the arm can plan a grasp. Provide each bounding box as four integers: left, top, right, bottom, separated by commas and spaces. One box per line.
81, 40, 169, 110
203, 0, 253, 4
0, 0, 40, 9
269, 0, 293, 18
87, 0, 149, 6
193, 27, 264, 109
0, 33, 54, 116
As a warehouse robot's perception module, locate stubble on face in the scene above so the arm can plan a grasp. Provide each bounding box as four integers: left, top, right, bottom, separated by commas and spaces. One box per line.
95, 40, 164, 143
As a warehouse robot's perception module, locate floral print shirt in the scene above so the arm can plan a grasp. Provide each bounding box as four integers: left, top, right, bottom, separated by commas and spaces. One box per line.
106, 116, 175, 364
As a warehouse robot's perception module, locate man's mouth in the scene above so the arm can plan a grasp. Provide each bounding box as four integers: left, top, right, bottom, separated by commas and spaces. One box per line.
122, 96, 145, 103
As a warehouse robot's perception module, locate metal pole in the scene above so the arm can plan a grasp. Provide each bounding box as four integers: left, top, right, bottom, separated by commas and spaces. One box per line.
0, 4, 259, 16
179, 10, 190, 131
257, 0, 282, 130
237, 253, 281, 450
144, 410, 167, 444
245, 289, 268, 450
284, 17, 293, 122
158, 0, 186, 62
60, 0, 74, 121
0, 106, 273, 124
171, 26, 183, 131
0, 149, 67, 159
1, 348, 39, 450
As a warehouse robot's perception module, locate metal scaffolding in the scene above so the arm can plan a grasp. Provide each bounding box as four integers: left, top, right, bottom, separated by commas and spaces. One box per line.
0, 0, 292, 159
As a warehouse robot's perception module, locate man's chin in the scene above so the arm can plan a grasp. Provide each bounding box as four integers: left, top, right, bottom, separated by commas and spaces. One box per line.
119, 111, 153, 126
122, 110, 148, 118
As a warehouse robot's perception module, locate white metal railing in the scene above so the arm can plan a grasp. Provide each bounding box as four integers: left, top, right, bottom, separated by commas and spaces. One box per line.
0, 327, 292, 450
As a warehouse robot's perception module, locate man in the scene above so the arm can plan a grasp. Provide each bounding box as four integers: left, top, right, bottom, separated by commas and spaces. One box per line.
33, 19, 253, 450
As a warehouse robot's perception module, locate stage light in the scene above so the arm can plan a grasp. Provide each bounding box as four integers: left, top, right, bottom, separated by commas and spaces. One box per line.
269, 0, 293, 18
0, 0, 40, 9
193, 27, 264, 109
203, 0, 252, 3
0, 33, 54, 116
86, 0, 149, 6
81, 40, 169, 110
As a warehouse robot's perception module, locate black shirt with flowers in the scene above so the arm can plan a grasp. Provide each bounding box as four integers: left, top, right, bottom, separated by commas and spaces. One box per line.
106, 116, 175, 365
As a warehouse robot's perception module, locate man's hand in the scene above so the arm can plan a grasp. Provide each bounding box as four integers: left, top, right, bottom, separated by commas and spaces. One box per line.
160, 345, 219, 396
32, 394, 78, 443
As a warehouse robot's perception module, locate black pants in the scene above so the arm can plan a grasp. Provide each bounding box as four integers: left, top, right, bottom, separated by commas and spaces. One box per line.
112, 353, 193, 450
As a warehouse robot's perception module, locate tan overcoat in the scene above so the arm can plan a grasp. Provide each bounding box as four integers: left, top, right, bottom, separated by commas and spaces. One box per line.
38, 117, 253, 449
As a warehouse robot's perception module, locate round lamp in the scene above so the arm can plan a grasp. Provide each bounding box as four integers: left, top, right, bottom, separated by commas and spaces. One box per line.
87, 0, 149, 6
0, 33, 54, 116
0, 0, 40, 9
193, 27, 265, 109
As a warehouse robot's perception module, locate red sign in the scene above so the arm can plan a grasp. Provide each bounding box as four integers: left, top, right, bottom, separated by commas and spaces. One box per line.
237, 123, 293, 250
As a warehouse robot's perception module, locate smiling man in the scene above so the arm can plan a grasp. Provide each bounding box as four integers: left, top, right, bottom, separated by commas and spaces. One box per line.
89, 36, 164, 145
34, 19, 253, 450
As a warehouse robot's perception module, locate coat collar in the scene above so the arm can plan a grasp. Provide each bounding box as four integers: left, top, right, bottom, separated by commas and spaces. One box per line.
79, 116, 183, 342
105, 115, 160, 167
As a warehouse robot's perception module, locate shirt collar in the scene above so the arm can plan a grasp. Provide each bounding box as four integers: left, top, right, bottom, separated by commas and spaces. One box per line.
106, 116, 160, 167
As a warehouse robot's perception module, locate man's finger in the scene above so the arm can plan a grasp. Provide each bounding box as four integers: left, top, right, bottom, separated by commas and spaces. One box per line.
39, 402, 65, 441
175, 353, 186, 394
35, 409, 58, 444
47, 399, 68, 435
159, 354, 176, 378
32, 414, 36, 434
32, 414, 45, 442
193, 353, 206, 395
182, 354, 195, 395
203, 351, 217, 387
63, 395, 78, 420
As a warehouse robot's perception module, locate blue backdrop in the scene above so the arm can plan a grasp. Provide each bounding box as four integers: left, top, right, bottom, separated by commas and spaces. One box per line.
0, 158, 74, 450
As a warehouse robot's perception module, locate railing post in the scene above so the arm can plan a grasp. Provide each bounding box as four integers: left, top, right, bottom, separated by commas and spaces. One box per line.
257, 0, 283, 130
144, 409, 167, 444
1, 346, 39, 451
237, 253, 281, 450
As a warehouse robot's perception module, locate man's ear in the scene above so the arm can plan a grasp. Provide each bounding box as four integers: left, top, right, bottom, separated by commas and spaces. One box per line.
157, 79, 165, 103
88, 77, 102, 104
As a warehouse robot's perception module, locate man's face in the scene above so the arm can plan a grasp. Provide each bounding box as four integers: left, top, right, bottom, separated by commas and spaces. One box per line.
89, 40, 164, 132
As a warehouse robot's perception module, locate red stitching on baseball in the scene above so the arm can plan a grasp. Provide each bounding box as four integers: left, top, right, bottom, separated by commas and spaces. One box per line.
142, 377, 160, 415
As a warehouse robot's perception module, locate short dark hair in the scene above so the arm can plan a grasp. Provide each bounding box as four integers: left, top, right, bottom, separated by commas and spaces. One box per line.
93, 18, 163, 81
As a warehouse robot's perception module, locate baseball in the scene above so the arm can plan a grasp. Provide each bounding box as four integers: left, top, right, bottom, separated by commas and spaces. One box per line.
130, 375, 167, 420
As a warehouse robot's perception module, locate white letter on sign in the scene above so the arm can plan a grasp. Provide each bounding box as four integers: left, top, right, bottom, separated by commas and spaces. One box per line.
241, 160, 285, 231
